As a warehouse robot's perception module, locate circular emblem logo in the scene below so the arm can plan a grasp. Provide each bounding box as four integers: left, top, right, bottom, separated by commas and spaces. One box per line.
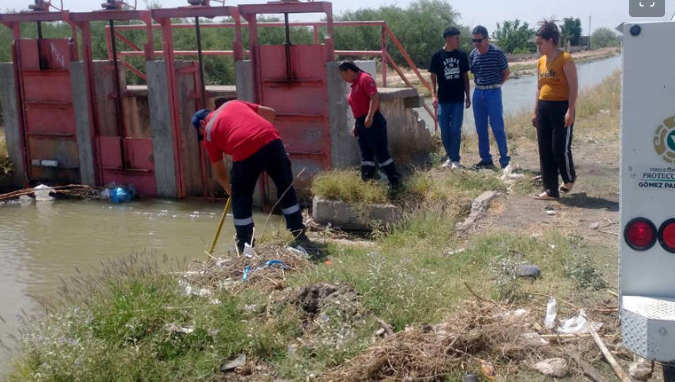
654, 117, 675, 164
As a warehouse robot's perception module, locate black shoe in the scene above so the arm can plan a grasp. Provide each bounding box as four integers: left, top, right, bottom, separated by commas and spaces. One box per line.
474, 161, 496, 170
291, 232, 312, 249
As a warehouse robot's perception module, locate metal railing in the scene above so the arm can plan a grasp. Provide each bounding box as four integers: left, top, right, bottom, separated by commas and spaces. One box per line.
108, 20, 436, 123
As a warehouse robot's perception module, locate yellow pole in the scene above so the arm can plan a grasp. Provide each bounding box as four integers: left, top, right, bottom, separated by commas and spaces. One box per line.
208, 197, 232, 255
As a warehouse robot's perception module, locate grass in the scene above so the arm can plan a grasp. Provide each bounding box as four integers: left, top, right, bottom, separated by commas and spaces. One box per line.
5, 72, 623, 381
5, 223, 616, 382
311, 170, 388, 204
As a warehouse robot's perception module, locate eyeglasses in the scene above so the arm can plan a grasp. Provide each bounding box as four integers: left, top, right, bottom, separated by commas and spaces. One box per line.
472, 38, 484, 43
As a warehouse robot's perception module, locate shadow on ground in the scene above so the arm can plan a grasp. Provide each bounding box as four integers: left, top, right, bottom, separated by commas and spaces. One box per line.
559, 192, 619, 212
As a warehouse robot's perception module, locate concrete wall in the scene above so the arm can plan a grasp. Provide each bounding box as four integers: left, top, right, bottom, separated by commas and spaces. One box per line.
69, 62, 96, 187
327, 61, 360, 169
146, 61, 178, 198
0, 63, 26, 189
379, 89, 433, 164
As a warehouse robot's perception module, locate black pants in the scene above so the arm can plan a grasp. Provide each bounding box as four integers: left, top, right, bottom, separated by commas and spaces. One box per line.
230, 139, 304, 251
536, 100, 577, 198
355, 111, 401, 186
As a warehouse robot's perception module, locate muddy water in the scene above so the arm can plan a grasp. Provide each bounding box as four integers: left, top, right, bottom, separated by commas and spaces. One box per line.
0, 199, 280, 371
418, 55, 623, 131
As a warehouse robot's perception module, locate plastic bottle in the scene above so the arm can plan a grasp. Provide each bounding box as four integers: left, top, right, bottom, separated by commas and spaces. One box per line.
544, 297, 557, 329
111, 187, 132, 204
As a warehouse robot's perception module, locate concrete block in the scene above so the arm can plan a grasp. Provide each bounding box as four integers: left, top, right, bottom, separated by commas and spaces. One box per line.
0, 63, 26, 188
69, 62, 96, 186
312, 196, 403, 231
146, 61, 178, 198
326, 61, 360, 170
456, 191, 499, 231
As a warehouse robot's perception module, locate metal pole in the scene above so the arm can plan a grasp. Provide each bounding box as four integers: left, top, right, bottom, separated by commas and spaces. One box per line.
284, 12, 292, 80
195, 16, 207, 108
37, 21, 45, 69
109, 20, 127, 169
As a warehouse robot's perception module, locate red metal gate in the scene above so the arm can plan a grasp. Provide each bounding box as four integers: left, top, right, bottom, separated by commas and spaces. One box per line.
15, 38, 80, 184
256, 44, 332, 202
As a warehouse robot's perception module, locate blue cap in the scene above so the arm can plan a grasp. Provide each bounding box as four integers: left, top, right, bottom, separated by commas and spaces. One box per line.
191, 109, 211, 140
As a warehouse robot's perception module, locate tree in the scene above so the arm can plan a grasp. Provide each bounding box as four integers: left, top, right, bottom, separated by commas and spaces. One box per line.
491, 19, 536, 54
591, 27, 620, 49
333, 0, 461, 68
561, 18, 582, 47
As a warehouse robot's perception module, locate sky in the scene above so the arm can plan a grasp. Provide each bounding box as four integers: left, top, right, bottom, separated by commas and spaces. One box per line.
12, 0, 675, 33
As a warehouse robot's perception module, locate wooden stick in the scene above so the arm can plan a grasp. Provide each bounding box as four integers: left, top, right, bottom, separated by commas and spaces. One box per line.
464, 282, 500, 306
540, 334, 592, 339
570, 351, 610, 382
586, 319, 633, 382
373, 316, 395, 337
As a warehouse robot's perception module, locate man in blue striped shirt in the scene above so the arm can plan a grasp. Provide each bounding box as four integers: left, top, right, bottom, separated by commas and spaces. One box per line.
469, 25, 511, 169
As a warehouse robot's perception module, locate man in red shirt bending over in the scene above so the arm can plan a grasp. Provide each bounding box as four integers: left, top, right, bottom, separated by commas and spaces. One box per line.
192, 101, 308, 253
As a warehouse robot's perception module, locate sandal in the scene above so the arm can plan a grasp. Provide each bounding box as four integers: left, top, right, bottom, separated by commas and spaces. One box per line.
560, 183, 574, 193
534, 191, 559, 201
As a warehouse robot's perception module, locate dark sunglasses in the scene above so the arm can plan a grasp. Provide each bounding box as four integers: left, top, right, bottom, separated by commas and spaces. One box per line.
472, 38, 484, 43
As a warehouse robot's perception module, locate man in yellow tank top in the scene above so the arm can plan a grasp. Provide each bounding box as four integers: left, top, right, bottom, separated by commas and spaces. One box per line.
532, 20, 579, 200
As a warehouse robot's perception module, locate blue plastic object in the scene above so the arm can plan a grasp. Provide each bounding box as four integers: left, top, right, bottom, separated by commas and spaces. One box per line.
111, 187, 132, 204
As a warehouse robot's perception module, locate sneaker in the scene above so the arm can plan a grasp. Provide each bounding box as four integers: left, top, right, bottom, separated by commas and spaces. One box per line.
474, 160, 495, 170
451, 161, 461, 170
441, 159, 452, 168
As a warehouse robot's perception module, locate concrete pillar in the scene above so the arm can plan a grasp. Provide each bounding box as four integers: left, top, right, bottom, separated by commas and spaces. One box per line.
326, 61, 360, 169
146, 61, 178, 198
235, 60, 254, 102
235, 59, 262, 207
69, 62, 96, 187
0, 63, 26, 189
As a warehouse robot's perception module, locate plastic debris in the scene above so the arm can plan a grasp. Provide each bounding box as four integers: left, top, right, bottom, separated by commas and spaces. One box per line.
242, 243, 255, 259
19, 195, 34, 205
287, 246, 309, 257
165, 323, 195, 334
480, 359, 497, 381
544, 297, 557, 329
242, 260, 287, 282
445, 248, 467, 257
556, 309, 602, 334
33, 184, 55, 202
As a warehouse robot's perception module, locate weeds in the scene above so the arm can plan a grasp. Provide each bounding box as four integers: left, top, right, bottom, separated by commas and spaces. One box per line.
311, 170, 388, 204
564, 252, 609, 291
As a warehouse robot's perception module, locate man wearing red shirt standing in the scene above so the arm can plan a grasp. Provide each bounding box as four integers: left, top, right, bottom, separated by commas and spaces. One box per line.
192, 101, 307, 253
338, 61, 401, 194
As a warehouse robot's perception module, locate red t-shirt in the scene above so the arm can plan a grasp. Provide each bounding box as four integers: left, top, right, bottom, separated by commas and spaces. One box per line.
203, 101, 281, 163
348, 72, 380, 118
